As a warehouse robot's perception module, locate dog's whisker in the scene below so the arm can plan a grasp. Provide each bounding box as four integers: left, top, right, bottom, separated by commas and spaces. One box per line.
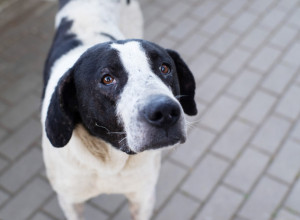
95, 122, 126, 135
119, 137, 127, 144
175, 95, 188, 99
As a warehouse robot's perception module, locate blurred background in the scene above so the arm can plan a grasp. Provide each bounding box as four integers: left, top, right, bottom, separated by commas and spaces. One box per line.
0, 0, 300, 219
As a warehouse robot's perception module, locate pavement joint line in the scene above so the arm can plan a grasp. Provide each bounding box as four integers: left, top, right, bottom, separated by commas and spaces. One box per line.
266, 174, 299, 219
26, 183, 55, 220
249, 144, 274, 157
231, 107, 299, 218
150, 159, 195, 219
284, 206, 300, 217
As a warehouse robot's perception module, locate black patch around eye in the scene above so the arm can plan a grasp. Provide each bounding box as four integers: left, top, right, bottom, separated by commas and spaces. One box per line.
140, 41, 174, 83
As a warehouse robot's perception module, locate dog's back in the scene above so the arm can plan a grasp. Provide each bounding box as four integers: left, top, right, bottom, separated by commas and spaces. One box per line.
43, 0, 142, 93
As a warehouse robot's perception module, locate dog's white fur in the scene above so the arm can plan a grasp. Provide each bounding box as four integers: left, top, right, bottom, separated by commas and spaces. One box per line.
41, 1, 167, 220
113, 41, 186, 152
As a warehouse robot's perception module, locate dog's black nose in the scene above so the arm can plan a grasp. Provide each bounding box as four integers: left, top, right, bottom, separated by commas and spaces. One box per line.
143, 95, 181, 128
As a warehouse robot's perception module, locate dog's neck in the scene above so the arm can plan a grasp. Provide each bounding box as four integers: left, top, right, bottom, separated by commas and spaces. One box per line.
72, 124, 161, 175
56, 0, 125, 45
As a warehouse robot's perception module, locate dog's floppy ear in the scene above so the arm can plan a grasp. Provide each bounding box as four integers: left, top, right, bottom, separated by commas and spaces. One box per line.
167, 49, 197, 116
45, 68, 78, 147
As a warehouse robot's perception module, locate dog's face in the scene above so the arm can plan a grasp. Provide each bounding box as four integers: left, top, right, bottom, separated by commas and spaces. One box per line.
45, 40, 197, 154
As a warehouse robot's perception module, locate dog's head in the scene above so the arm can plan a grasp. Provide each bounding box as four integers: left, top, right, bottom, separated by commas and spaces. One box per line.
45, 40, 197, 154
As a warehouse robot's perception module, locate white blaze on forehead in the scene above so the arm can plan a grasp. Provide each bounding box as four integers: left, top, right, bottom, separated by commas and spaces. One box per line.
111, 41, 152, 78
111, 41, 179, 152
110, 41, 172, 95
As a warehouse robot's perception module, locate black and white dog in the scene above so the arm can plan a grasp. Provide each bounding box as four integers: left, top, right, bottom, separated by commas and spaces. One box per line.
41, 0, 197, 219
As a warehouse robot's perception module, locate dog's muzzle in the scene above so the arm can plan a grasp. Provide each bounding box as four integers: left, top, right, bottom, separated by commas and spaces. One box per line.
137, 95, 186, 152
143, 95, 181, 129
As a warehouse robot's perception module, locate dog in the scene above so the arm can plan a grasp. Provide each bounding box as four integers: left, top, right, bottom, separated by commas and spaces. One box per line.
41, 0, 197, 219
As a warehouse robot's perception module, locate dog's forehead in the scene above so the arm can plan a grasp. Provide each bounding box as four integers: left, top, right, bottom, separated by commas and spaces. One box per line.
110, 41, 150, 74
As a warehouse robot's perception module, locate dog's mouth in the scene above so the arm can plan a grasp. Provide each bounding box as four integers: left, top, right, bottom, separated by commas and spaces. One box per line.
123, 125, 187, 154
136, 134, 186, 153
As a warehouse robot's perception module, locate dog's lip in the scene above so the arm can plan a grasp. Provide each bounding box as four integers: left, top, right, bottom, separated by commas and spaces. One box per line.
136, 135, 186, 153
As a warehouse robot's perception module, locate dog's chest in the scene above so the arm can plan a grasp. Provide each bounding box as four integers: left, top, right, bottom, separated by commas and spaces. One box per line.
43, 126, 161, 201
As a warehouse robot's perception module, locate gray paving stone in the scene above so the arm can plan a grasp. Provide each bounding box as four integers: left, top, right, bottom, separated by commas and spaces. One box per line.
239, 90, 276, 125
197, 72, 230, 103
222, 0, 247, 16
249, 46, 281, 73
155, 160, 186, 210
189, 52, 219, 82
224, 148, 269, 192
192, 1, 218, 21
262, 64, 296, 94
218, 47, 251, 76
170, 127, 215, 168
182, 154, 229, 201
0, 147, 43, 192
42, 196, 65, 220
291, 120, 300, 141
31, 212, 54, 220
85, 203, 108, 220
271, 25, 298, 48
239, 176, 289, 220
0, 178, 52, 220
287, 8, 300, 28
0, 126, 7, 141
143, 4, 162, 25
0, 119, 41, 160
230, 11, 257, 34
275, 209, 300, 220
91, 194, 125, 214
177, 31, 208, 60
249, 0, 273, 14
260, 8, 286, 30
285, 177, 300, 213
212, 119, 254, 160
0, 94, 40, 130
297, 75, 300, 84
0, 73, 40, 103
283, 42, 300, 67
112, 203, 131, 220
0, 189, 9, 207
0, 100, 8, 116
196, 186, 244, 220
268, 139, 300, 183
202, 14, 229, 36
154, 192, 199, 220
252, 115, 291, 154
227, 69, 262, 100
156, 36, 177, 50
276, 85, 300, 120
168, 17, 198, 40
161, 1, 191, 23
144, 19, 170, 41
241, 26, 269, 51
0, 156, 8, 173
201, 95, 241, 132
277, 0, 298, 11
209, 31, 239, 55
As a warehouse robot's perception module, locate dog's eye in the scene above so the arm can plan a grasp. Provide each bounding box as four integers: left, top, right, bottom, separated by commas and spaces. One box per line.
102, 74, 115, 85
160, 64, 170, 74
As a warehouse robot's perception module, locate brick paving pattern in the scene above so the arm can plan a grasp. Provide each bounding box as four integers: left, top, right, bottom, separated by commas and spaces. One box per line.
0, 0, 300, 219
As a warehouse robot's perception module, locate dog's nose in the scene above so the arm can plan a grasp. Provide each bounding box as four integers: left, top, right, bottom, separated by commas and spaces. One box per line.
143, 95, 181, 128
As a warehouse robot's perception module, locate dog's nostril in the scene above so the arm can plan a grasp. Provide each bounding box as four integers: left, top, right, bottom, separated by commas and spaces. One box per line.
170, 109, 180, 117
143, 95, 181, 128
151, 112, 163, 121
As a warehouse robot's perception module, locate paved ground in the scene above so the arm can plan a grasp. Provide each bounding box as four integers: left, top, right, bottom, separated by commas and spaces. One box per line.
0, 0, 300, 219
